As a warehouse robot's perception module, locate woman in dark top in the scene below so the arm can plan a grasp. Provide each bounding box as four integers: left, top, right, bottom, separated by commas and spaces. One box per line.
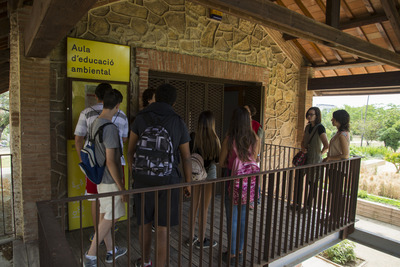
293, 107, 329, 210
186, 111, 221, 249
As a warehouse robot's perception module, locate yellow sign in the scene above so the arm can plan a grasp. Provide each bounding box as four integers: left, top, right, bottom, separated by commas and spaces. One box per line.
67, 37, 130, 82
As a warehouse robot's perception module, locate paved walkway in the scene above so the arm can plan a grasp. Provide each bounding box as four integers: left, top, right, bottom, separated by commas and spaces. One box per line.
301, 215, 400, 267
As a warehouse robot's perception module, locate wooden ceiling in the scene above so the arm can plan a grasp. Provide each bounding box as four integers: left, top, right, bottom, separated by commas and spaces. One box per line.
1, 0, 400, 96
276, 0, 400, 95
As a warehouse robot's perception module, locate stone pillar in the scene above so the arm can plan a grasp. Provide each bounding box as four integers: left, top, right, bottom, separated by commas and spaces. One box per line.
9, 7, 52, 241
296, 66, 313, 146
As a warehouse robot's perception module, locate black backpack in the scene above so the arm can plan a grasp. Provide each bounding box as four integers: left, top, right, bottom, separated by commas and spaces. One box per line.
134, 114, 174, 177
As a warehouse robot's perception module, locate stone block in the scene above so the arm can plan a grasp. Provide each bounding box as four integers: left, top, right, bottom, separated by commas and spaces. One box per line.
144, 0, 169, 16
88, 16, 110, 36
164, 11, 186, 34
112, 2, 148, 18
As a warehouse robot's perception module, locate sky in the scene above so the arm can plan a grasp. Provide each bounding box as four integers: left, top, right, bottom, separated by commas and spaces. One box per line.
313, 94, 400, 108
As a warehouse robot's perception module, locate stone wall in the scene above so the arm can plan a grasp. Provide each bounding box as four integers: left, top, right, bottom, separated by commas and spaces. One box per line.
70, 0, 302, 143
50, 0, 304, 201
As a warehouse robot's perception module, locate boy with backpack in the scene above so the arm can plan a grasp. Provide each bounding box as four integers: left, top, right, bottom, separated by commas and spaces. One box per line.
127, 83, 192, 267
84, 89, 128, 267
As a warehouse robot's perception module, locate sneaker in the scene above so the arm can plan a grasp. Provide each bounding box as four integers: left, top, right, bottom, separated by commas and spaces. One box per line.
105, 246, 127, 263
185, 235, 198, 247
134, 258, 152, 267
83, 253, 97, 267
195, 238, 217, 249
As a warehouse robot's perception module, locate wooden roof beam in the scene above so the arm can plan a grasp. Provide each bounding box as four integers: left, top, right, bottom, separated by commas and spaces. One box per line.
339, 12, 388, 30
24, 0, 97, 58
189, 0, 400, 68
381, 0, 400, 44
326, 0, 340, 28
308, 71, 400, 91
312, 59, 382, 70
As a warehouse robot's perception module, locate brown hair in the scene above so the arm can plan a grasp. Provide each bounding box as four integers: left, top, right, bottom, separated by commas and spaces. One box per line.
193, 111, 221, 160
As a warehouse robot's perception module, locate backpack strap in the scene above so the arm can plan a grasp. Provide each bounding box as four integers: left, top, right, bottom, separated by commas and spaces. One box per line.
93, 122, 114, 143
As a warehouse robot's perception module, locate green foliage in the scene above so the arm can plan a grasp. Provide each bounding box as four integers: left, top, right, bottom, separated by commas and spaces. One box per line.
350, 145, 390, 159
357, 190, 368, 198
380, 128, 400, 151
0, 92, 9, 145
358, 190, 400, 208
321, 240, 356, 265
384, 152, 400, 173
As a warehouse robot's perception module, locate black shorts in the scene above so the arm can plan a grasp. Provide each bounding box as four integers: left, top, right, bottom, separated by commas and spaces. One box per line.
133, 174, 180, 227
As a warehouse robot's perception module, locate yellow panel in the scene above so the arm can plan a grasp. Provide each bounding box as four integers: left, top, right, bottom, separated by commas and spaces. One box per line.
67, 37, 130, 82
68, 81, 130, 231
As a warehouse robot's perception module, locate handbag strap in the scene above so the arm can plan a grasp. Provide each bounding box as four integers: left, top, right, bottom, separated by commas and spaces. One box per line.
306, 124, 320, 146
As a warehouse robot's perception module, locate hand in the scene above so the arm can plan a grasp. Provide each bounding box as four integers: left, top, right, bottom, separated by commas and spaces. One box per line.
184, 186, 191, 198
120, 193, 128, 203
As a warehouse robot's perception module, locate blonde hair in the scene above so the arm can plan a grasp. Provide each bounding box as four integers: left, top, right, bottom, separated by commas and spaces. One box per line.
193, 111, 221, 160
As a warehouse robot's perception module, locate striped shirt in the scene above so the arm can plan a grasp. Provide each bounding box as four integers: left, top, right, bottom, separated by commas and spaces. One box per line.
74, 103, 129, 165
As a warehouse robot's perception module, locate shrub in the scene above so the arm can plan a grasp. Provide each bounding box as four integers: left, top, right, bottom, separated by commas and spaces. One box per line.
321, 240, 356, 265
350, 145, 390, 159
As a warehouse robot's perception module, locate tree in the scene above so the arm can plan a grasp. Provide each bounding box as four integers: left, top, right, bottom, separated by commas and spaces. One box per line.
0, 92, 9, 142
385, 152, 400, 173
380, 127, 400, 151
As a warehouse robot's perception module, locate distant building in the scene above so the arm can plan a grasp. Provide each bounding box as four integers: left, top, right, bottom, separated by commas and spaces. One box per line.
316, 104, 337, 111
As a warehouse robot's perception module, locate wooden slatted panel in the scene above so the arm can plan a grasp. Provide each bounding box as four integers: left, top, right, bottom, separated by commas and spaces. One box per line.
167, 79, 187, 122
244, 86, 262, 123
206, 83, 224, 140
147, 77, 165, 90
188, 81, 206, 133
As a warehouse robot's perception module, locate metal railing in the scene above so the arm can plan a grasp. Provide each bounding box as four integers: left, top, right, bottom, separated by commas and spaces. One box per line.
37, 145, 361, 266
0, 153, 14, 239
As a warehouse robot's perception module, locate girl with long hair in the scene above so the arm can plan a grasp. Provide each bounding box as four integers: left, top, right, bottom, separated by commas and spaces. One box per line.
219, 107, 260, 265
186, 111, 221, 249
323, 109, 350, 162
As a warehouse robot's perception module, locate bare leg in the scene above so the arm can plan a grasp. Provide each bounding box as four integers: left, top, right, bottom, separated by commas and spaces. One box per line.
199, 184, 213, 240
91, 201, 99, 233
156, 226, 168, 267
87, 213, 116, 256
138, 223, 152, 263
190, 185, 201, 239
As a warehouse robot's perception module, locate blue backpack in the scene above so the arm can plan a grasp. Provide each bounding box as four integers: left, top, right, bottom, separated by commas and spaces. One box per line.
79, 122, 113, 184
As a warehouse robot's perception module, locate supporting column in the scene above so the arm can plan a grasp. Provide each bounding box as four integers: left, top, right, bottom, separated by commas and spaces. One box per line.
296, 66, 314, 146
9, 7, 52, 242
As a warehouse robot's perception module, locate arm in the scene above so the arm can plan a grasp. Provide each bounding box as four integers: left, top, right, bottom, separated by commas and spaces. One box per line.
105, 148, 127, 202
179, 142, 192, 196
75, 135, 85, 162
122, 137, 128, 143
320, 133, 329, 155
127, 130, 138, 174
219, 137, 229, 168
253, 136, 260, 161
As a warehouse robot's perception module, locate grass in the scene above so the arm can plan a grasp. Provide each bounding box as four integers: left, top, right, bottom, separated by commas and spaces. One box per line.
358, 190, 400, 209
350, 145, 391, 159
